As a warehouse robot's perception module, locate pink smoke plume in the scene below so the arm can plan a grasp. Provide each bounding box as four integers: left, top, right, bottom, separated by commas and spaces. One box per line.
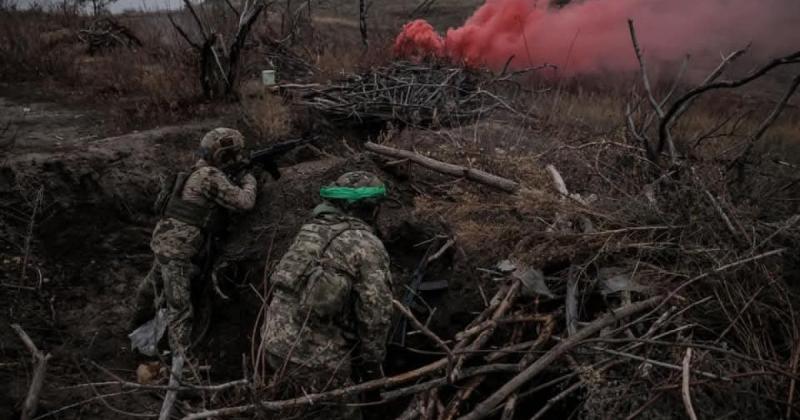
395, 0, 800, 74
394, 20, 445, 60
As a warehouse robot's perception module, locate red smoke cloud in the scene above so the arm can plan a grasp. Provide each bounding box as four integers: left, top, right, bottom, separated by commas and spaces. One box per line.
395, 0, 800, 74
394, 20, 445, 60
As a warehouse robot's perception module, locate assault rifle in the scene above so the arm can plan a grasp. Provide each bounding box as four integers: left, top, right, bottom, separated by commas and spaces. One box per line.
230, 137, 312, 180
391, 239, 450, 346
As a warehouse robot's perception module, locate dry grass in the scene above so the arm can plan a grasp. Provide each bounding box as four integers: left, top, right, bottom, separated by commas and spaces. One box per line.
388, 102, 799, 417
0, 8, 214, 129
239, 80, 293, 139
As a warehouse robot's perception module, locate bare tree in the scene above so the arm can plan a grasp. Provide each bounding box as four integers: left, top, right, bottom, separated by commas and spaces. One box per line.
77, 0, 117, 16
359, 0, 368, 48
625, 19, 800, 168
169, 0, 267, 99
0, 0, 18, 11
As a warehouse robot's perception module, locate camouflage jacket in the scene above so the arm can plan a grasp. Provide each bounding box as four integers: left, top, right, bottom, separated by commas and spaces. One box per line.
151, 159, 257, 260
262, 203, 393, 370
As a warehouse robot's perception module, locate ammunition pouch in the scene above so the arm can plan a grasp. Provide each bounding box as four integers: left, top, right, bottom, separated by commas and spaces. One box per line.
161, 171, 220, 231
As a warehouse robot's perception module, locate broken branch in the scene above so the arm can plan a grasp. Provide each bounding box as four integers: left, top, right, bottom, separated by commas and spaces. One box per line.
658, 50, 800, 157
458, 296, 662, 420
365, 142, 520, 193
12, 324, 52, 420
182, 357, 451, 419
392, 299, 454, 361
682, 348, 699, 420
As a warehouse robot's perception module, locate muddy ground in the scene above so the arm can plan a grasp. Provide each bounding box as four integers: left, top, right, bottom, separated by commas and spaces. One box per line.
0, 87, 494, 419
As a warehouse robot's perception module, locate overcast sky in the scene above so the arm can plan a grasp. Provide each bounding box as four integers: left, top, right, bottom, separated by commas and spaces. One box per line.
14, 0, 191, 13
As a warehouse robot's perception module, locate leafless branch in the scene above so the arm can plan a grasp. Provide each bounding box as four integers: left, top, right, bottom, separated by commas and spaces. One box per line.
460, 296, 662, 420
731, 73, 800, 169
627, 19, 676, 162
392, 299, 454, 361
682, 348, 699, 420
158, 354, 184, 420
658, 50, 800, 158
12, 324, 52, 420
167, 14, 200, 49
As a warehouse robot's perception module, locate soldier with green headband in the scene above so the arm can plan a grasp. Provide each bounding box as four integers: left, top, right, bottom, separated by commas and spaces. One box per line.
262, 171, 393, 420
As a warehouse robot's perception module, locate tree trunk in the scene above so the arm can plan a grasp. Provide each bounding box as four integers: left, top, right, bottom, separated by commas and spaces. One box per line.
359, 0, 368, 48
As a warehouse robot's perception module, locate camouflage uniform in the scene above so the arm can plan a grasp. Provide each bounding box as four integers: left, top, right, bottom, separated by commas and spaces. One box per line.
133, 128, 257, 354
262, 197, 393, 419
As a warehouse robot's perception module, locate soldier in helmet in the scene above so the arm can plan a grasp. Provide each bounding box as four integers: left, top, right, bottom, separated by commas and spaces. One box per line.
131, 127, 258, 356
262, 171, 393, 420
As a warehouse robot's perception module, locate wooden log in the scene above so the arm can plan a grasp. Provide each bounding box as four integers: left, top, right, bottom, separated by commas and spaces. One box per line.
365, 142, 520, 193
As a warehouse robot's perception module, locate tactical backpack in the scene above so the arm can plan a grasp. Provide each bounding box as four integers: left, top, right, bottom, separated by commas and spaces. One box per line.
271, 217, 372, 319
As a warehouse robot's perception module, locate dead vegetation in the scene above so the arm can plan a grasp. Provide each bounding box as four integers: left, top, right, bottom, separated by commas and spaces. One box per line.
282, 61, 539, 128
2, 2, 800, 420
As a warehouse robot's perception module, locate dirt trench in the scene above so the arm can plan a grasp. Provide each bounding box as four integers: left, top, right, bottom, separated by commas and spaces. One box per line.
0, 99, 481, 418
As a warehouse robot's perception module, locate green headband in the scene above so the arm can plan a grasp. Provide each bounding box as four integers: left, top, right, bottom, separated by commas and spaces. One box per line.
319, 186, 387, 203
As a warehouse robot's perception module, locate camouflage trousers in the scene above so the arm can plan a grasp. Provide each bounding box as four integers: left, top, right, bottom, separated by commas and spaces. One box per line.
266, 353, 362, 420
132, 257, 198, 354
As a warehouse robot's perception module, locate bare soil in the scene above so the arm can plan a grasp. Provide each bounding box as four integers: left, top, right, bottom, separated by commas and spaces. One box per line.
0, 88, 484, 418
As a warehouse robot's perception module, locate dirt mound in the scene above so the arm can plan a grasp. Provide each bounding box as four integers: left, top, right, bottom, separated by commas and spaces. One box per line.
3, 89, 798, 419
0, 120, 228, 418
0, 115, 474, 418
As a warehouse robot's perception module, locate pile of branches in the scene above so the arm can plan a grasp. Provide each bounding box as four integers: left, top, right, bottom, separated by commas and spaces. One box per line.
78, 17, 142, 54
358, 138, 799, 419
284, 61, 520, 127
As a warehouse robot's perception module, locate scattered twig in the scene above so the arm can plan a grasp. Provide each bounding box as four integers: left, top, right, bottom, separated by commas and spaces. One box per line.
530, 380, 583, 420
459, 296, 662, 420
182, 357, 451, 418
682, 348, 699, 420
20, 186, 43, 284
565, 266, 579, 336
12, 324, 52, 420
449, 280, 522, 382
65, 377, 249, 392
393, 299, 454, 361
787, 336, 800, 419
32, 390, 140, 420
158, 354, 184, 420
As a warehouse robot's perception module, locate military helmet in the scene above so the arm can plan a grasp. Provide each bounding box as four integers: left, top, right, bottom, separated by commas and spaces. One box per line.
320, 171, 386, 206
333, 171, 384, 189
199, 128, 245, 166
